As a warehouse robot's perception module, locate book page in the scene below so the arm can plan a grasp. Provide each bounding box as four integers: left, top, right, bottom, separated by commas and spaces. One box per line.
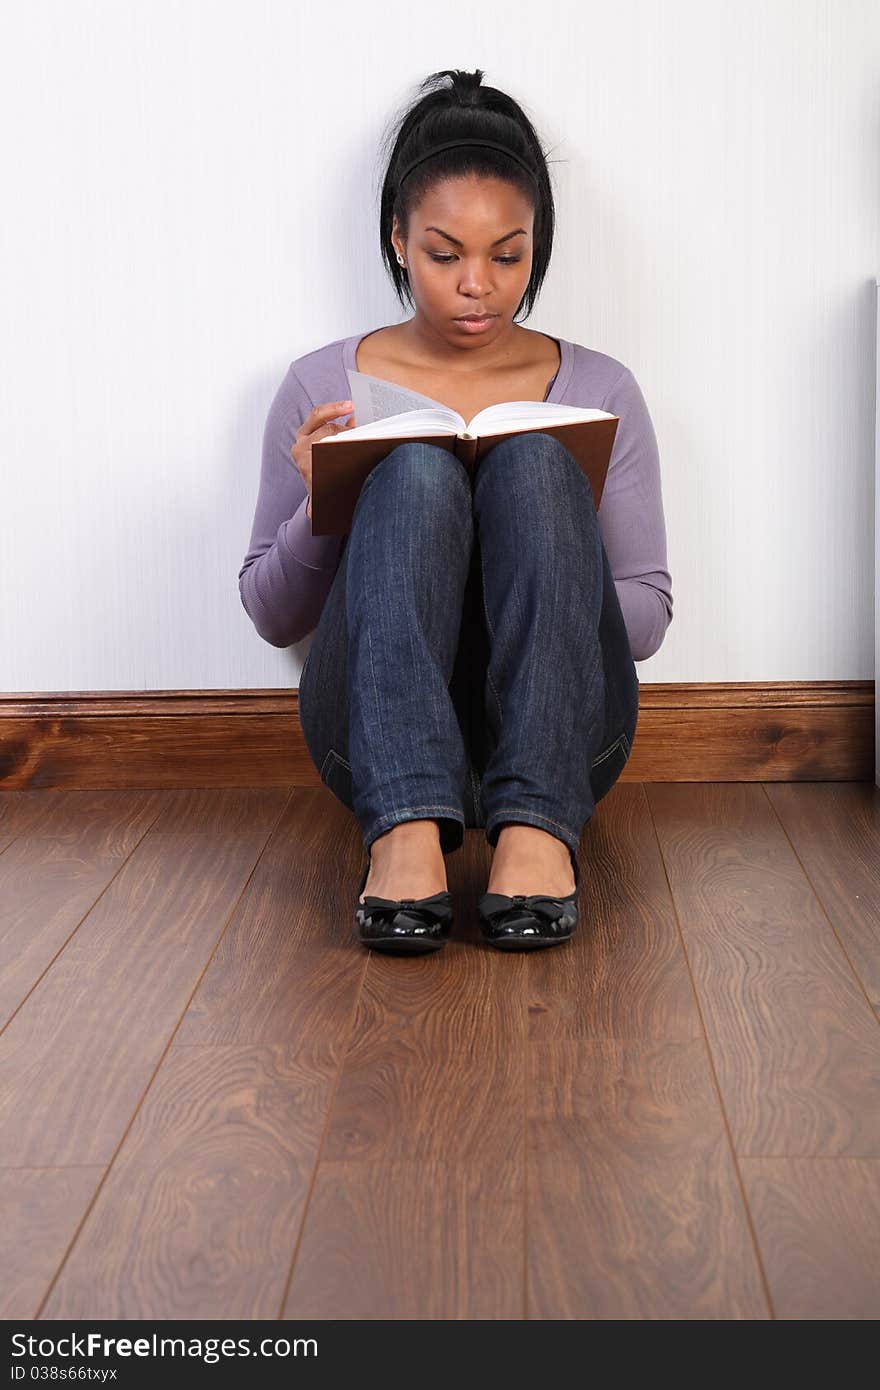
337, 369, 615, 441
466, 401, 616, 435
346, 368, 462, 428
321, 407, 465, 442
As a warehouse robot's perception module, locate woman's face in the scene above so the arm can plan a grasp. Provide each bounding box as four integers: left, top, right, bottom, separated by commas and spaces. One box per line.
392, 175, 535, 352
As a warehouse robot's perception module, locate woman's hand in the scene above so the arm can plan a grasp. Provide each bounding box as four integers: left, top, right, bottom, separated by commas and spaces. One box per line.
291, 400, 357, 520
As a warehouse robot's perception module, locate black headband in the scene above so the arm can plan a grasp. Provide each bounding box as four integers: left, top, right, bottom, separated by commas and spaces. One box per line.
397, 138, 538, 186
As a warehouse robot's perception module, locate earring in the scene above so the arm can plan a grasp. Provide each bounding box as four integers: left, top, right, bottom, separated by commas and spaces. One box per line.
396, 252, 406, 268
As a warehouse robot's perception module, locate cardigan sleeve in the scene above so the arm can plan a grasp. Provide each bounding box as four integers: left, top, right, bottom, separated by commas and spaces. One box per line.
238, 366, 347, 647
597, 365, 673, 661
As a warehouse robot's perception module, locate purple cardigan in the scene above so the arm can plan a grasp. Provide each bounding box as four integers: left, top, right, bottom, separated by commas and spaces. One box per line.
239, 331, 673, 662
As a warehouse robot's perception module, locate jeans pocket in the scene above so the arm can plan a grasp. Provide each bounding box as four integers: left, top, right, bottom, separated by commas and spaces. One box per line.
590, 731, 631, 805
319, 746, 354, 809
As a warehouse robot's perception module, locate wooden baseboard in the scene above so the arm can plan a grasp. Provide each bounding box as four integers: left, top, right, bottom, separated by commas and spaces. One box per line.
0, 682, 873, 790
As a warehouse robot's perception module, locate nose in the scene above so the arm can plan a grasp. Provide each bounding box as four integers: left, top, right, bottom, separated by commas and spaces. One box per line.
458, 262, 494, 297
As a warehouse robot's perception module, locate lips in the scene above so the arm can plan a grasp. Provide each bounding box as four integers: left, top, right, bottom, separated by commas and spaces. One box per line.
456, 314, 495, 321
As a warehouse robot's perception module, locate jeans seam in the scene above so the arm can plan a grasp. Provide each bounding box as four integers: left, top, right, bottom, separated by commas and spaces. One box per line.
320, 747, 351, 780
591, 733, 626, 768
469, 762, 482, 821
488, 808, 579, 839
478, 541, 505, 730
369, 805, 465, 830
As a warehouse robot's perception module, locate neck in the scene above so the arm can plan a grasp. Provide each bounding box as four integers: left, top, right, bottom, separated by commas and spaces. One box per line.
398, 315, 525, 371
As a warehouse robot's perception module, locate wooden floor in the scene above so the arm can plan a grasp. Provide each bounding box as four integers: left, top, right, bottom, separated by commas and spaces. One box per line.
1, 780, 878, 1320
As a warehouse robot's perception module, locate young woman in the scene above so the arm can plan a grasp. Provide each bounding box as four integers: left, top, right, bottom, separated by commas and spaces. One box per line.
239, 68, 673, 954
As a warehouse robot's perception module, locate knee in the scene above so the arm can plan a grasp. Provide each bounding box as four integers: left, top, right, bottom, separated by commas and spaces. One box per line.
475, 431, 582, 491
474, 431, 596, 517
363, 441, 472, 505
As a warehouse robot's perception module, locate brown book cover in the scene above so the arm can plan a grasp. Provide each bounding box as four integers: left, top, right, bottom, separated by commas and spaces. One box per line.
309, 416, 620, 536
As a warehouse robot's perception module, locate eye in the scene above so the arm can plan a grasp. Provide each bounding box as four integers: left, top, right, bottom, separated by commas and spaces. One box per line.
428, 253, 521, 265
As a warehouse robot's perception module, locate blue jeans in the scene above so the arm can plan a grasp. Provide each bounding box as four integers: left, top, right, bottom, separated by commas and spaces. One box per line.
298, 433, 640, 874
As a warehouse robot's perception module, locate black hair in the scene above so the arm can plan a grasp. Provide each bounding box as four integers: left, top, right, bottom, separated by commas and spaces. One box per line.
377, 68, 559, 323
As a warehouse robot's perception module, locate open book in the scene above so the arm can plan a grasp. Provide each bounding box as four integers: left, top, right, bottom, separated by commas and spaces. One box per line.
309, 368, 619, 535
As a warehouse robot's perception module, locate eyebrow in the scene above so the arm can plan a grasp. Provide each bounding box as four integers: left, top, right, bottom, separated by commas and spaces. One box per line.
424, 226, 527, 248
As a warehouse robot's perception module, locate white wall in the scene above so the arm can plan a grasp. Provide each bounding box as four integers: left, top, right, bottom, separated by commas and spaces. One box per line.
1, 0, 877, 693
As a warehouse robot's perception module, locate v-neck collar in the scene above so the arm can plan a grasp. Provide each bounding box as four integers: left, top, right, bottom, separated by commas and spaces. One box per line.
341, 327, 575, 406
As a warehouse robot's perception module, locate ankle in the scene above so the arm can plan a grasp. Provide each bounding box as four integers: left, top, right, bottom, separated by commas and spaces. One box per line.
361, 821, 448, 903
494, 824, 570, 862
488, 824, 577, 896
370, 818, 442, 862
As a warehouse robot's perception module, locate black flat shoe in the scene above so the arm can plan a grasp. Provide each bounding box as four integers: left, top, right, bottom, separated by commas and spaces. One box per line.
354, 855, 453, 954
477, 853, 580, 950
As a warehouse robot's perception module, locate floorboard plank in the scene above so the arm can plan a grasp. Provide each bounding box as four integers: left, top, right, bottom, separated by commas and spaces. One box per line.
741, 1157, 880, 1318
41, 1045, 330, 1320
526, 786, 702, 1040
279, 828, 527, 1316
0, 794, 169, 1026
144, 788, 292, 835
0, 790, 164, 852
527, 1039, 770, 1318
763, 783, 880, 1006
646, 784, 880, 1155
39, 793, 371, 1317
320, 831, 526, 1163
175, 790, 369, 1048
0, 824, 276, 1166
283, 1159, 523, 1320
0, 1167, 104, 1320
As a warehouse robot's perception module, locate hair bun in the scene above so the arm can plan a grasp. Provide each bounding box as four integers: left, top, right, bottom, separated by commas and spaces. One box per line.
448, 68, 485, 102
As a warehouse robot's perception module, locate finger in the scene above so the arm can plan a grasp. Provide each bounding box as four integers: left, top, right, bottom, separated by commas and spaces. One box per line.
314, 400, 354, 428
296, 401, 353, 439
306, 427, 330, 448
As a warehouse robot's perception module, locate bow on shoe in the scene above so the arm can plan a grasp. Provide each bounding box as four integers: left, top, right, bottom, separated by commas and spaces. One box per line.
358, 892, 453, 937
477, 892, 577, 940
479, 893, 569, 923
